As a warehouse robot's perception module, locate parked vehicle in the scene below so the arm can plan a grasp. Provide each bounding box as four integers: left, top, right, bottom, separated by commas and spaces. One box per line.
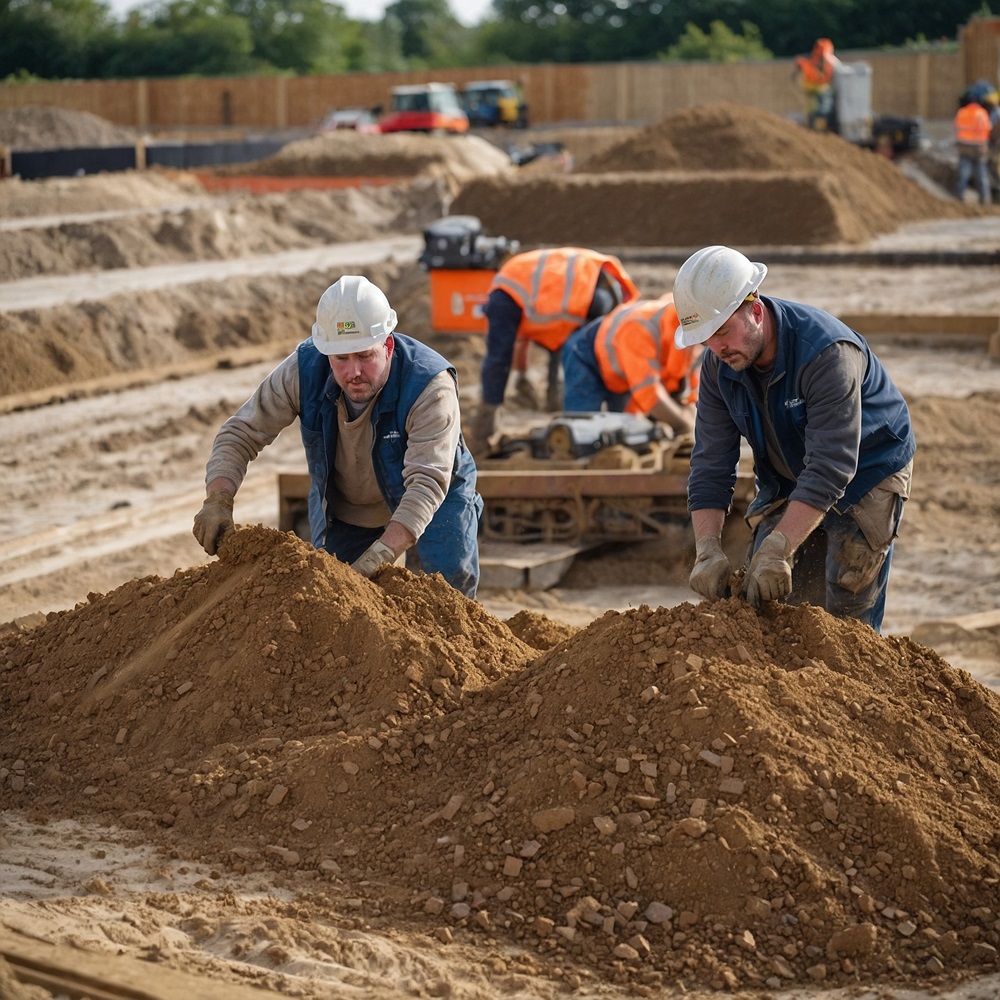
319, 108, 381, 134
379, 84, 469, 134
461, 80, 528, 129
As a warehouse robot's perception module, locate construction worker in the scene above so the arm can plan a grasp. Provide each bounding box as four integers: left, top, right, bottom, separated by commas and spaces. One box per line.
954, 91, 993, 205
794, 38, 841, 132
673, 245, 915, 633
193, 275, 483, 598
561, 294, 700, 436
470, 247, 640, 455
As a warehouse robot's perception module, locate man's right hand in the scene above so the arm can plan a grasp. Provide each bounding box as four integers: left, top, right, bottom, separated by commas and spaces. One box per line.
193, 490, 235, 555
688, 535, 732, 600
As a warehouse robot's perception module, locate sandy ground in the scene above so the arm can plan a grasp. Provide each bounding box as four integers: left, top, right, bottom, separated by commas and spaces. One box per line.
1, 109, 1000, 1000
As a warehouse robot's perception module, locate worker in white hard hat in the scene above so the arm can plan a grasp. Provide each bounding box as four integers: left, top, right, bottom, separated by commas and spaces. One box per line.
194, 275, 483, 597
673, 245, 915, 633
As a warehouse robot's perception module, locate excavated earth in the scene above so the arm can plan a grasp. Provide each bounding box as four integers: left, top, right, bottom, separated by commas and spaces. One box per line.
1, 103, 999, 1000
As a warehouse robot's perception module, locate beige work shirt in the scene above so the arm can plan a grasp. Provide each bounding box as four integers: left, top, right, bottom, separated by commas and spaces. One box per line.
205, 350, 462, 540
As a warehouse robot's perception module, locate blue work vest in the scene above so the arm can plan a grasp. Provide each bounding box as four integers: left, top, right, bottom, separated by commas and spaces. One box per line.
710, 297, 915, 516
296, 334, 481, 594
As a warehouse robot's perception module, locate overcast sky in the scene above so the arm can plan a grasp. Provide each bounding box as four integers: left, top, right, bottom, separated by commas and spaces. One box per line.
105, 0, 495, 27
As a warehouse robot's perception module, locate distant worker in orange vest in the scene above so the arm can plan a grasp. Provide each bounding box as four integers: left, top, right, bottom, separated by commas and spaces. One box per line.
794, 38, 841, 132
470, 247, 640, 455
954, 94, 993, 205
562, 295, 701, 436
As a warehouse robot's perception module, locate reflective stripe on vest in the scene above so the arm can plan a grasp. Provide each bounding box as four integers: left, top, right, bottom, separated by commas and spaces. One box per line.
594, 297, 695, 414
490, 247, 639, 352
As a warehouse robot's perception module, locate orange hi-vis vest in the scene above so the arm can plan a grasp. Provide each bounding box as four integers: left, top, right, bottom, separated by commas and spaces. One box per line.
954, 103, 991, 146
593, 296, 700, 414
490, 247, 640, 352
795, 39, 837, 92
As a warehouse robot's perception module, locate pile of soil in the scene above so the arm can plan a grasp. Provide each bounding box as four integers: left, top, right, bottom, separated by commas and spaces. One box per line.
452, 102, 984, 246
222, 130, 512, 183
0, 174, 451, 283
0, 104, 138, 150
2, 524, 998, 994
0, 170, 208, 219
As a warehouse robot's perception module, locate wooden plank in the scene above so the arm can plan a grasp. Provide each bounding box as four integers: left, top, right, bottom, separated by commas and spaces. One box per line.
837, 313, 999, 338
479, 541, 592, 591
0, 929, 287, 1000
933, 608, 1000, 632
476, 469, 691, 499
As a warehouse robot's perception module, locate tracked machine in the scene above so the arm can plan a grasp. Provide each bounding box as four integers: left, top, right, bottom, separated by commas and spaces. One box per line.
278, 411, 755, 587
476, 412, 746, 545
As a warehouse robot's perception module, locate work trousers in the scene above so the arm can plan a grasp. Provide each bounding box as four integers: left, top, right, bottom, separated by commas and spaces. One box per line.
747, 498, 904, 634
956, 149, 991, 204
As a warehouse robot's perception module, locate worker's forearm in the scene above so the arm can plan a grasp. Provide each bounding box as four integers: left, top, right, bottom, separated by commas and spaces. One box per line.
206, 476, 238, 497
380, 521, 417, 556
773, 500, 826, 551
691, 508, 726, 541
649, 395, 695, 434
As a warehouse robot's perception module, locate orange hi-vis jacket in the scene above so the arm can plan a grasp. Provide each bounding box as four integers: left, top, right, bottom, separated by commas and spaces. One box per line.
489, 247, 639, 352
954, 103, 991, 146
795, 39, 837, 91
593, 296, 700, 414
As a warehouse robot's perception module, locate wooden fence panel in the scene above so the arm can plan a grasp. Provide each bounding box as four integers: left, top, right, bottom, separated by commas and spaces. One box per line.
0, 30, 995, 136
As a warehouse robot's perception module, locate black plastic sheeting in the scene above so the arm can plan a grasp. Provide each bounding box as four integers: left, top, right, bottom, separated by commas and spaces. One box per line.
7, 137, 290, 180
145, 138, 288, 169
10, 145, 137, 181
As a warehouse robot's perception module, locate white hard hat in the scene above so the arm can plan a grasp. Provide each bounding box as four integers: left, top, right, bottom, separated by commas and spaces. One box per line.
673, 246, 767, 349
311, 275, 397, 355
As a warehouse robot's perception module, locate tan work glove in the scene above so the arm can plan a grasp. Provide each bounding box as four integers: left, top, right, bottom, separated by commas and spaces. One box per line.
743, 530, 793, 607
193, 490, 234, 556
688, 535, 732, 600
467, 402, 499, 458
351, 539, 396, 579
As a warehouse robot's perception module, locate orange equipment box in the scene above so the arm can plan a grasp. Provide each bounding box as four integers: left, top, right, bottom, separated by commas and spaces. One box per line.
429, 269, 496, 335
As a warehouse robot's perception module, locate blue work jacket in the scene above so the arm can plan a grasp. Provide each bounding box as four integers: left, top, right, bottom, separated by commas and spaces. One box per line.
297, 334, 481, 596
690, 297, 915, 518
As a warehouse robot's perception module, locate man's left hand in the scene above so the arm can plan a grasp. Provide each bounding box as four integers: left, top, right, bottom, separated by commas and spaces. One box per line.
351, 539, 397, 579
743, 530, 793, 607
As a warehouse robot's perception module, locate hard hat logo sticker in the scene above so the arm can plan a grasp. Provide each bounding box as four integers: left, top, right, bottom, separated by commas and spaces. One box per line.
336, 321, 358, 335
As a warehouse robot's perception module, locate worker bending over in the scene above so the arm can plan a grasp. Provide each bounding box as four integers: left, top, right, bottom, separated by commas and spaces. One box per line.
562, 294, 700, 435
470, 247, 639, 455
794, 38, 841, 132
193, 275, 482, 597
674, 246, 915, 633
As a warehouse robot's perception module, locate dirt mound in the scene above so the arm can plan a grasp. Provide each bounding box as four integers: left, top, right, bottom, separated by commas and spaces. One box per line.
0, 175, 451, 282
2, 524, 998, 993
0, 169, 206, 219
223, 130, 512, 183
0, 104, 138, 150
452, 103, 981, 247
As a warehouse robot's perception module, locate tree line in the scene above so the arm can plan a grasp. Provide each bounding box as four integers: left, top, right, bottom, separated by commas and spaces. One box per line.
0, 0, 986, 82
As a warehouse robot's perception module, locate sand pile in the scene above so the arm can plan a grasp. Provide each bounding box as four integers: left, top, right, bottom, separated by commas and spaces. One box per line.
222, 130, 513, 184
2, 525, 998, 993
0, 105, 138, 150
0, 175, 451, 283
452, 102, 980, 246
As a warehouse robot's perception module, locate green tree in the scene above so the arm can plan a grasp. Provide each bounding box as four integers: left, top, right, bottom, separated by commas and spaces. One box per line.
383, 0, 475, 65
0, 0, 116, 78
103, 0, 256, 77
224, 0, 360, 74
661, 20, 772, 62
